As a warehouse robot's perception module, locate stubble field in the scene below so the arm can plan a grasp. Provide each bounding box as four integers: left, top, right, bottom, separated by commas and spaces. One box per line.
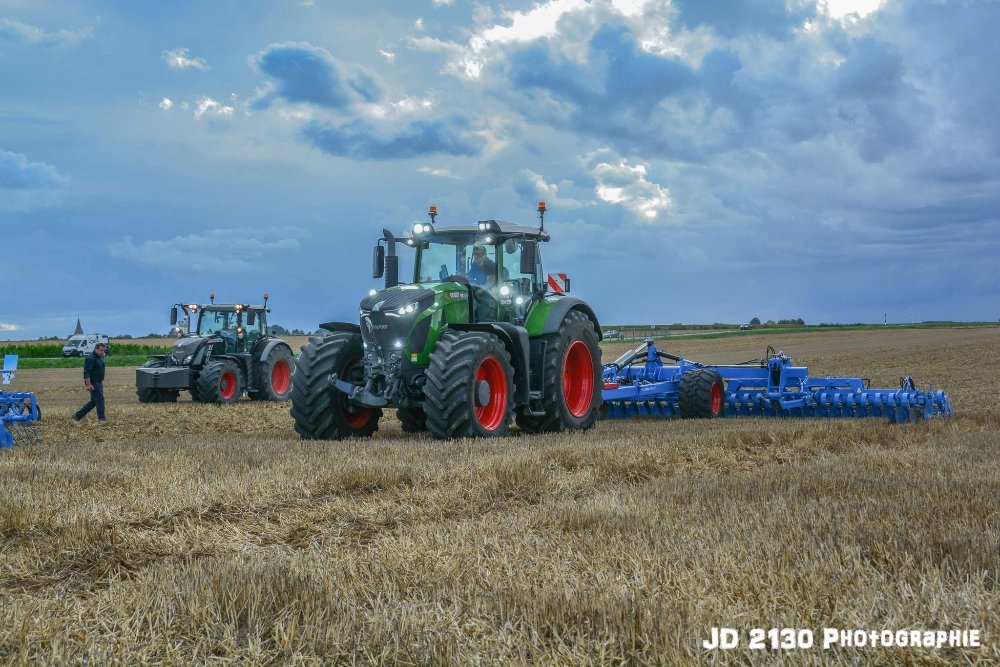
1, 327, 998, 664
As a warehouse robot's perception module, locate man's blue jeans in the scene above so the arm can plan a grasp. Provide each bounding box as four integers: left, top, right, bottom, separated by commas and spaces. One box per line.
74, 382, 106, 421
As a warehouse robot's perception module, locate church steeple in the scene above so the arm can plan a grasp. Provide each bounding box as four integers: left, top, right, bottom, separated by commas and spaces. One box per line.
73, 318, 84, 335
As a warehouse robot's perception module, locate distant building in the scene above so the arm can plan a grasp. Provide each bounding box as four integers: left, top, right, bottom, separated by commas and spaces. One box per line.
73, 318, 84, 335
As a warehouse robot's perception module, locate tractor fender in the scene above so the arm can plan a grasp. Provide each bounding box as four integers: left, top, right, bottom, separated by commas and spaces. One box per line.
540, 296, 602, 340
258, 338, 293, 364
447, 322, 531, 407
319, 321, 361, 334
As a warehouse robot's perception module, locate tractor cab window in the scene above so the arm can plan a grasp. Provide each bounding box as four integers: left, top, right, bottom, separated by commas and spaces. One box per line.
416, 237, 499, 286
495, 238, 542, 321
198, 309, 239, 337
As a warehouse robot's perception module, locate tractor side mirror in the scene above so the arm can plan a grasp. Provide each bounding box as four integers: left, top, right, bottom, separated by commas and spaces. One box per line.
373, 245, 385, 279
520, 240, 537, 275
170, 307, 178, 325
247, 310, 256, 326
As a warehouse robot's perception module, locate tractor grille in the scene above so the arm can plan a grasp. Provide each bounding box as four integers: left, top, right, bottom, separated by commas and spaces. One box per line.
360, 310, 408, 351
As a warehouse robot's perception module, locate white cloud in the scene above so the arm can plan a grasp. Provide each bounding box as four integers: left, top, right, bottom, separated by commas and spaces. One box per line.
379, 49, 396, 63
587, 151, 672, 221
162, 47, 209, 71
410, 0, 592, 79
0, 18, 91, 47
433, 0, 454, 6
514, 169, 589, 208
108, 228, 309, 272
418, 166, 462, 179
0, 323, 18, 332
414, 18, 425, 31
821, 0, 884, 20
194, 97, 234, 119
159, 97, 173, 110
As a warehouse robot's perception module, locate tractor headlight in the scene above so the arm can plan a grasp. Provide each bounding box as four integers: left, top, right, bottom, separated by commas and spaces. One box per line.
500, 285, 510, 296
393, 340, 402, 349
515, 297, 525, 305
183, 354, 193, 364
396, 303, 418, 315
369, 289, 377, 296
413, 223, 427, 234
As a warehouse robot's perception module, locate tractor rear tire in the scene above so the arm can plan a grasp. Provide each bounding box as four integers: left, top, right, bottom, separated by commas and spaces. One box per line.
289, 332, 381, 440
425, 330, 515, 439
678, 368, 725, 418
136, 361, 180, 403
197, 360, 243, 405
397, 406, 428, 433
515, 309, 601, 433
251, 345, 294, 401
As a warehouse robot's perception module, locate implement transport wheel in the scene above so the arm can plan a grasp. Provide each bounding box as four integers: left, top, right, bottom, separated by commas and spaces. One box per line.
251, 345, 294, 401
290, 332, 381, 440
197, 360, 243, 405
136, 361, 180, 403
425, 330, 515, 439
515, 309, 602, 433
678, 368, 725, 418
396, 406, 428, 433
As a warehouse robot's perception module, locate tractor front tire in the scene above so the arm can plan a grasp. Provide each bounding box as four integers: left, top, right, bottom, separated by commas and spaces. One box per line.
396, 406, 428, 433
197, 360, 243, 405
425, 331, 515, 439
515, 309, 601, 433
678, 368, 725, 418
289, 332, 381, 440
251, 345, 294, 401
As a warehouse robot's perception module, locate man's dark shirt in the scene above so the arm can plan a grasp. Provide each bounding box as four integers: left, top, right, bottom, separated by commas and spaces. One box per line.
469, 257, 496, 286
83, 352, 105, 383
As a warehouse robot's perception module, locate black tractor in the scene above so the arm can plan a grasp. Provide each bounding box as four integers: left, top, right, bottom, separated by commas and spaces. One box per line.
136, 293, 294, 404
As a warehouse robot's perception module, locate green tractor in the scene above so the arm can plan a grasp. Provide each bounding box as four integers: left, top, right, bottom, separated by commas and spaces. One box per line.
136, 293, 294, 404
290, 203, 603, 440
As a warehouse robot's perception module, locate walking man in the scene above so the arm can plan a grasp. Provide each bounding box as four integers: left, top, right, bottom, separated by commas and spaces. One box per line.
74, 342, 107, 423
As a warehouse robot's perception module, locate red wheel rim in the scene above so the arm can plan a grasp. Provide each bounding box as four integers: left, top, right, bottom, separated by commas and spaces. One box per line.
340, 357, 371, 429
475, 356, 507, 431
220, 371, 237, 400
710, 382, 723, 415
563, 341, 593, 418
271, 359, 291, 395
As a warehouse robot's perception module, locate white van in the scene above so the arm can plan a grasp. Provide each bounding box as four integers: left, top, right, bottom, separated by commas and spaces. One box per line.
62, 334, 110, 357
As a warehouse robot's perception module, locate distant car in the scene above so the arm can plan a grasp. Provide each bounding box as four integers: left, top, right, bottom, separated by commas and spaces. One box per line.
62, 333, 110, 357
739, 323, 753, 331
604, 329, 622, 339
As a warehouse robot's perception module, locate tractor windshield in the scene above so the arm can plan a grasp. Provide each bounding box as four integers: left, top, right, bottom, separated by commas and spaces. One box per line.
197, 309, 239, 337
416, 237, 499, 286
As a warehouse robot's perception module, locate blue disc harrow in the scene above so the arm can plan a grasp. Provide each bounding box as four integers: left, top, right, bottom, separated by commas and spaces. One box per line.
2, 355, 41, 447
601, 339, 952, 424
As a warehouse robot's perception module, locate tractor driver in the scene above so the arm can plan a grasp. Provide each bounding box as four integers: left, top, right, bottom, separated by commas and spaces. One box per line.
468, 244, 497, 287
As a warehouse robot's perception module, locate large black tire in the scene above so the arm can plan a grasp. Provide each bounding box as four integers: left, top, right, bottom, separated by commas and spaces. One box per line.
396, 406, 428, 433
136, 360, 179, 403
424, 331, 515, 439
515, 309, 602, 433
197, 359, 243, 405
678, 368, 725, 418
250, 345, 294, 401
289, 332, 381, 440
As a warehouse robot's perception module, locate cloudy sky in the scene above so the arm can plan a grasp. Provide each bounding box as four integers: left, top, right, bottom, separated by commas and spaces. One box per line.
2, 0, 998, 338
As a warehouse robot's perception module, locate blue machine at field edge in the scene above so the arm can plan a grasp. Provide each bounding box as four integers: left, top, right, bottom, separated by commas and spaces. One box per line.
601, 339, 952, 424
2, 355, 42, 447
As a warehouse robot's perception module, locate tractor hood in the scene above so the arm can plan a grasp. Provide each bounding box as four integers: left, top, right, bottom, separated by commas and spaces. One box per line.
360, 286, 436, 312
170, 336, 205, 364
